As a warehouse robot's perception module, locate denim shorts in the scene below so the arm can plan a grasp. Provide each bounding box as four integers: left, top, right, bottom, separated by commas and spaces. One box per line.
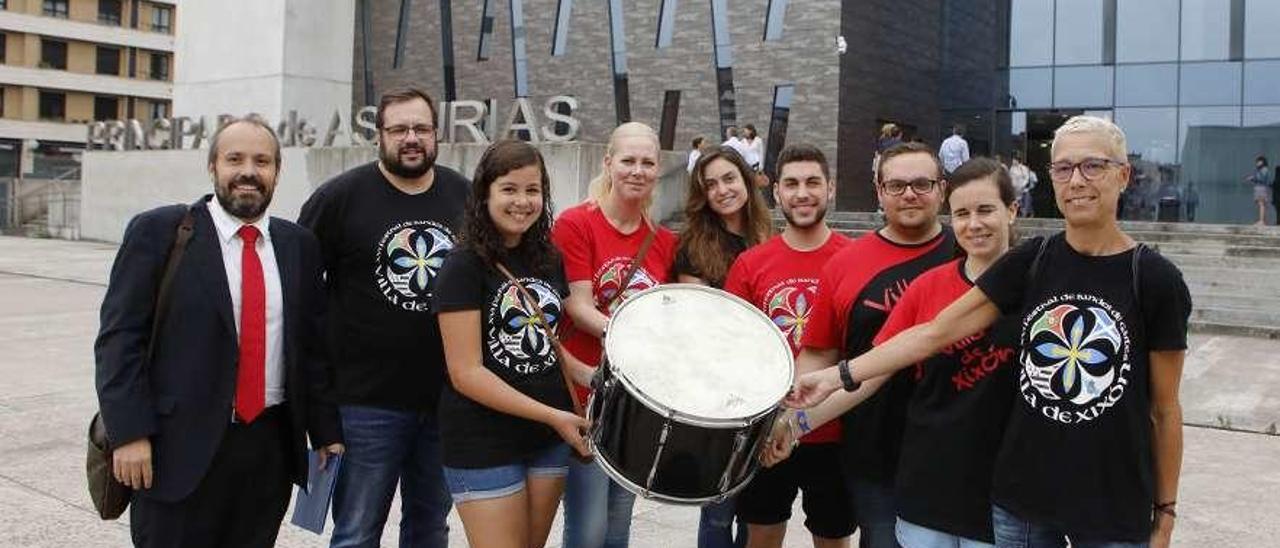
442, 443, 571, 503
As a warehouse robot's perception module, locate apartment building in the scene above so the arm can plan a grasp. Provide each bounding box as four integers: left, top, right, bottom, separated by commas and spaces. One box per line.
0, 0, 174, 177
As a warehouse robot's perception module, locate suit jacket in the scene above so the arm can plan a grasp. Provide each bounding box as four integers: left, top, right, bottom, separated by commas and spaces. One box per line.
94, 195, 342, 503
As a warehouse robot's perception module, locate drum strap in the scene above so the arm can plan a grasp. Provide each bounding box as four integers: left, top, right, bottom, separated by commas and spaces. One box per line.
605, 219, 659, 313
495, 262, 586, 417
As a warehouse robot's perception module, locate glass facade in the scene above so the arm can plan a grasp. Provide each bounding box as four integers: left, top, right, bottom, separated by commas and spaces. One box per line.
971, 0, 1280, 224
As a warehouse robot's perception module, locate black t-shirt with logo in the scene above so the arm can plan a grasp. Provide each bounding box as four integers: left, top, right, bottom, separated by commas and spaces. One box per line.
432, 248, 574, 469
298, 162, 470, 411
876, 259, 1018, 542
976, 234, 1191, 542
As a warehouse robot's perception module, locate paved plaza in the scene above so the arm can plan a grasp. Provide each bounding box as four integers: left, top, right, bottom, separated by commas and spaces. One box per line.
1, 235, 1278, 547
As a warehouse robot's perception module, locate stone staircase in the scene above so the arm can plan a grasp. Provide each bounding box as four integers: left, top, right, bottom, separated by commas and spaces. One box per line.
668, 212, 1280, 339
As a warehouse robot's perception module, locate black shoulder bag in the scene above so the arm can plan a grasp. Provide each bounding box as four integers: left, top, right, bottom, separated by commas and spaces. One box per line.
87, 207, 195, 520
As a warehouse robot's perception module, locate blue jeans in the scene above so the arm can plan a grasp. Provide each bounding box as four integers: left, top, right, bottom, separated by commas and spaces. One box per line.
698, 497, 747, 548
896, 518, 993, 548
847, 477, 899, 548
562, 457, 636, 548
991, 505, 1148, 548
329, 405, 452, 548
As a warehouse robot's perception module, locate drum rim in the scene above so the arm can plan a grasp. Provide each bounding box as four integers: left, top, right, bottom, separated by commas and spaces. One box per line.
603, 283, 795, 426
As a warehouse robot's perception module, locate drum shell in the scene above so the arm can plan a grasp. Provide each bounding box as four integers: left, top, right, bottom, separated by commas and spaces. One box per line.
587, 360, 779, 504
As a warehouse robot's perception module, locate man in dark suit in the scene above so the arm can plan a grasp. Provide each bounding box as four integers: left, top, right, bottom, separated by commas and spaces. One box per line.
94, 117, 344, 547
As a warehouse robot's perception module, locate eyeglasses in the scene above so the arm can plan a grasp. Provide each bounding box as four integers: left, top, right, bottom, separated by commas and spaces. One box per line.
1048, 158, 1124, 183
880, 177, 938, 196
382, 124, 436, 140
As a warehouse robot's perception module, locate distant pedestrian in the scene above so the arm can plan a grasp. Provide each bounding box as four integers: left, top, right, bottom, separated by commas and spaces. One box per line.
1009, 154, 1035, 218
1245, 156, 1272, 225
688, 135, 706, 173
741, 124, 764, 171
940, 124, 970, 174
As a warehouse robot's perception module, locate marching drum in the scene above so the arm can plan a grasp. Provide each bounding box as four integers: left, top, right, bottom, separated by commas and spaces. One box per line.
587, 284, 794, 505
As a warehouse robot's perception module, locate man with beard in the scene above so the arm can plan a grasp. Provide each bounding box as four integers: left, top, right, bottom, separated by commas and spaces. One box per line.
299, 88, 469, 548
774, 141, 955, 548
95, 117, 343, 547
723, 144, 854, 548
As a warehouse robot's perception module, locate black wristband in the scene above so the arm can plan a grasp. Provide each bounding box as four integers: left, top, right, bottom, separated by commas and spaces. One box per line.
838, 360, 861, 392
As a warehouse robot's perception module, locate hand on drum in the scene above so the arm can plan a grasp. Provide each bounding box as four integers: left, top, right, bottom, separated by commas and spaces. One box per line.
759, 414, 798, 468
784, 369, 842, 409
549, 409, 593, 458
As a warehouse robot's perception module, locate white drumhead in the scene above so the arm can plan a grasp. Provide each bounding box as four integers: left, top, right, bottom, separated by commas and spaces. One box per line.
604, 284, 794, 420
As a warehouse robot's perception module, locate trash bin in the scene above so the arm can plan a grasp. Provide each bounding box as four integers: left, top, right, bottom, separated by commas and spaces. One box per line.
1157, 196, 1181, 222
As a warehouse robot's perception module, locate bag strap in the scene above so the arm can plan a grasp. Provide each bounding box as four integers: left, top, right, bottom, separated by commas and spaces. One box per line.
145, 206, 196, 368
494, 262, 585, 417
604, 218, 659, 312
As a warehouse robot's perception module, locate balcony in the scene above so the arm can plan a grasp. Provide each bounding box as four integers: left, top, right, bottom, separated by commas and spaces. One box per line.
0, 10, 173, 52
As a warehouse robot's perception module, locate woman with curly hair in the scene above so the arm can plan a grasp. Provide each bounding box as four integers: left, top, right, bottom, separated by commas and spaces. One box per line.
434, 140, 594, 547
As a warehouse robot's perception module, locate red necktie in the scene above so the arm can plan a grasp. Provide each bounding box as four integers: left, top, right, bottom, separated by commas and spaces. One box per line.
236, 225, 266, 423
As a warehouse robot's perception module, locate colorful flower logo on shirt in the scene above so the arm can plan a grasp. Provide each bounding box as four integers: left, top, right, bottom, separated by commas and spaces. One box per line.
488, 279, 562, 375
594, 257, 659, 315
763, 278, 819, 354
1019, 296, 1131, 424
375, 220, 455, 312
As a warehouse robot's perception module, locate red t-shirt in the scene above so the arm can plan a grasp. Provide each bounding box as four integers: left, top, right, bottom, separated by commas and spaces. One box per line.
871, 259, 1018, 542
801, 229, 955, 484
551, 202, 678, 402
724, 232, 851, 443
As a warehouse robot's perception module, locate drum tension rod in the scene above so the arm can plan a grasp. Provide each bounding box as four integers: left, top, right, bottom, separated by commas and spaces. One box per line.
644, 415, 675, 495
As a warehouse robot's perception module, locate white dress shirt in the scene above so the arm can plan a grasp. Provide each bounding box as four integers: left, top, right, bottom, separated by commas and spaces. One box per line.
687, 149, 702, 173
207, 197, 285, 408
743, 137, 764, 170
940, 134, 970, 173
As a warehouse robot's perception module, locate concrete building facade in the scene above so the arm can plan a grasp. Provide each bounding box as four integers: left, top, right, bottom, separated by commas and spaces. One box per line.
0, 0, 174, 177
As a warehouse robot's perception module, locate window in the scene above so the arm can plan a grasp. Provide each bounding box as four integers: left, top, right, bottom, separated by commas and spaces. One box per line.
96, 46, 121, 75
1114, 107, 1177, 164
94, 96, 118, 121
149, 101, 168, 120
1008, 68, 1053, 109
1055, 0, 1107, 65
99, 0, 122, 25
763, 0, 789, 41
552, 0, 573, 55
42, 0, 68, 18
1053, 65, 1113, 107
510, 0, 528, 97
41, 39, 67, 70
1179, 62, 1242, 106
1009, 0, 1053, 66
608, 0, 630, 123
0, 0, 9, 10
0, 34, 6, 64
1181, 0, 1235, 61
1115, 63, 1178, 106
763, 84, 796, 179
38, 91, 65, 120
1245, 0, 1280, 59
658, 90, 680, 150
149, 52, 169, 80
477, 0, 494, 60
393, 0, 410, 68
152, 5, 172, 33
656, 0, 677, 48
1244, 60, 1280, 105
1116, 0, 1179, 63
439, 0, 456, 100
710, 0, 736, 133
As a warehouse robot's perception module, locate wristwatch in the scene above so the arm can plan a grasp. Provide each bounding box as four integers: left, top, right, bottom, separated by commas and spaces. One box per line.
837, 359, 862, 392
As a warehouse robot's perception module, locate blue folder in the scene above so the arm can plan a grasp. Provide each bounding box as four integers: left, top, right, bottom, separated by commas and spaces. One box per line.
289, 451, 342, 534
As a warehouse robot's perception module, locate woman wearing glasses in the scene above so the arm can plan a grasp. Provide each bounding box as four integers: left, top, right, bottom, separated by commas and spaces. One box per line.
789, 116, 1191, 548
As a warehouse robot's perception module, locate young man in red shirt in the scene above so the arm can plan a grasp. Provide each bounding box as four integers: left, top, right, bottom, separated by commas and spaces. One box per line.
770, 141, 955, 548
724, 144, 854, 547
